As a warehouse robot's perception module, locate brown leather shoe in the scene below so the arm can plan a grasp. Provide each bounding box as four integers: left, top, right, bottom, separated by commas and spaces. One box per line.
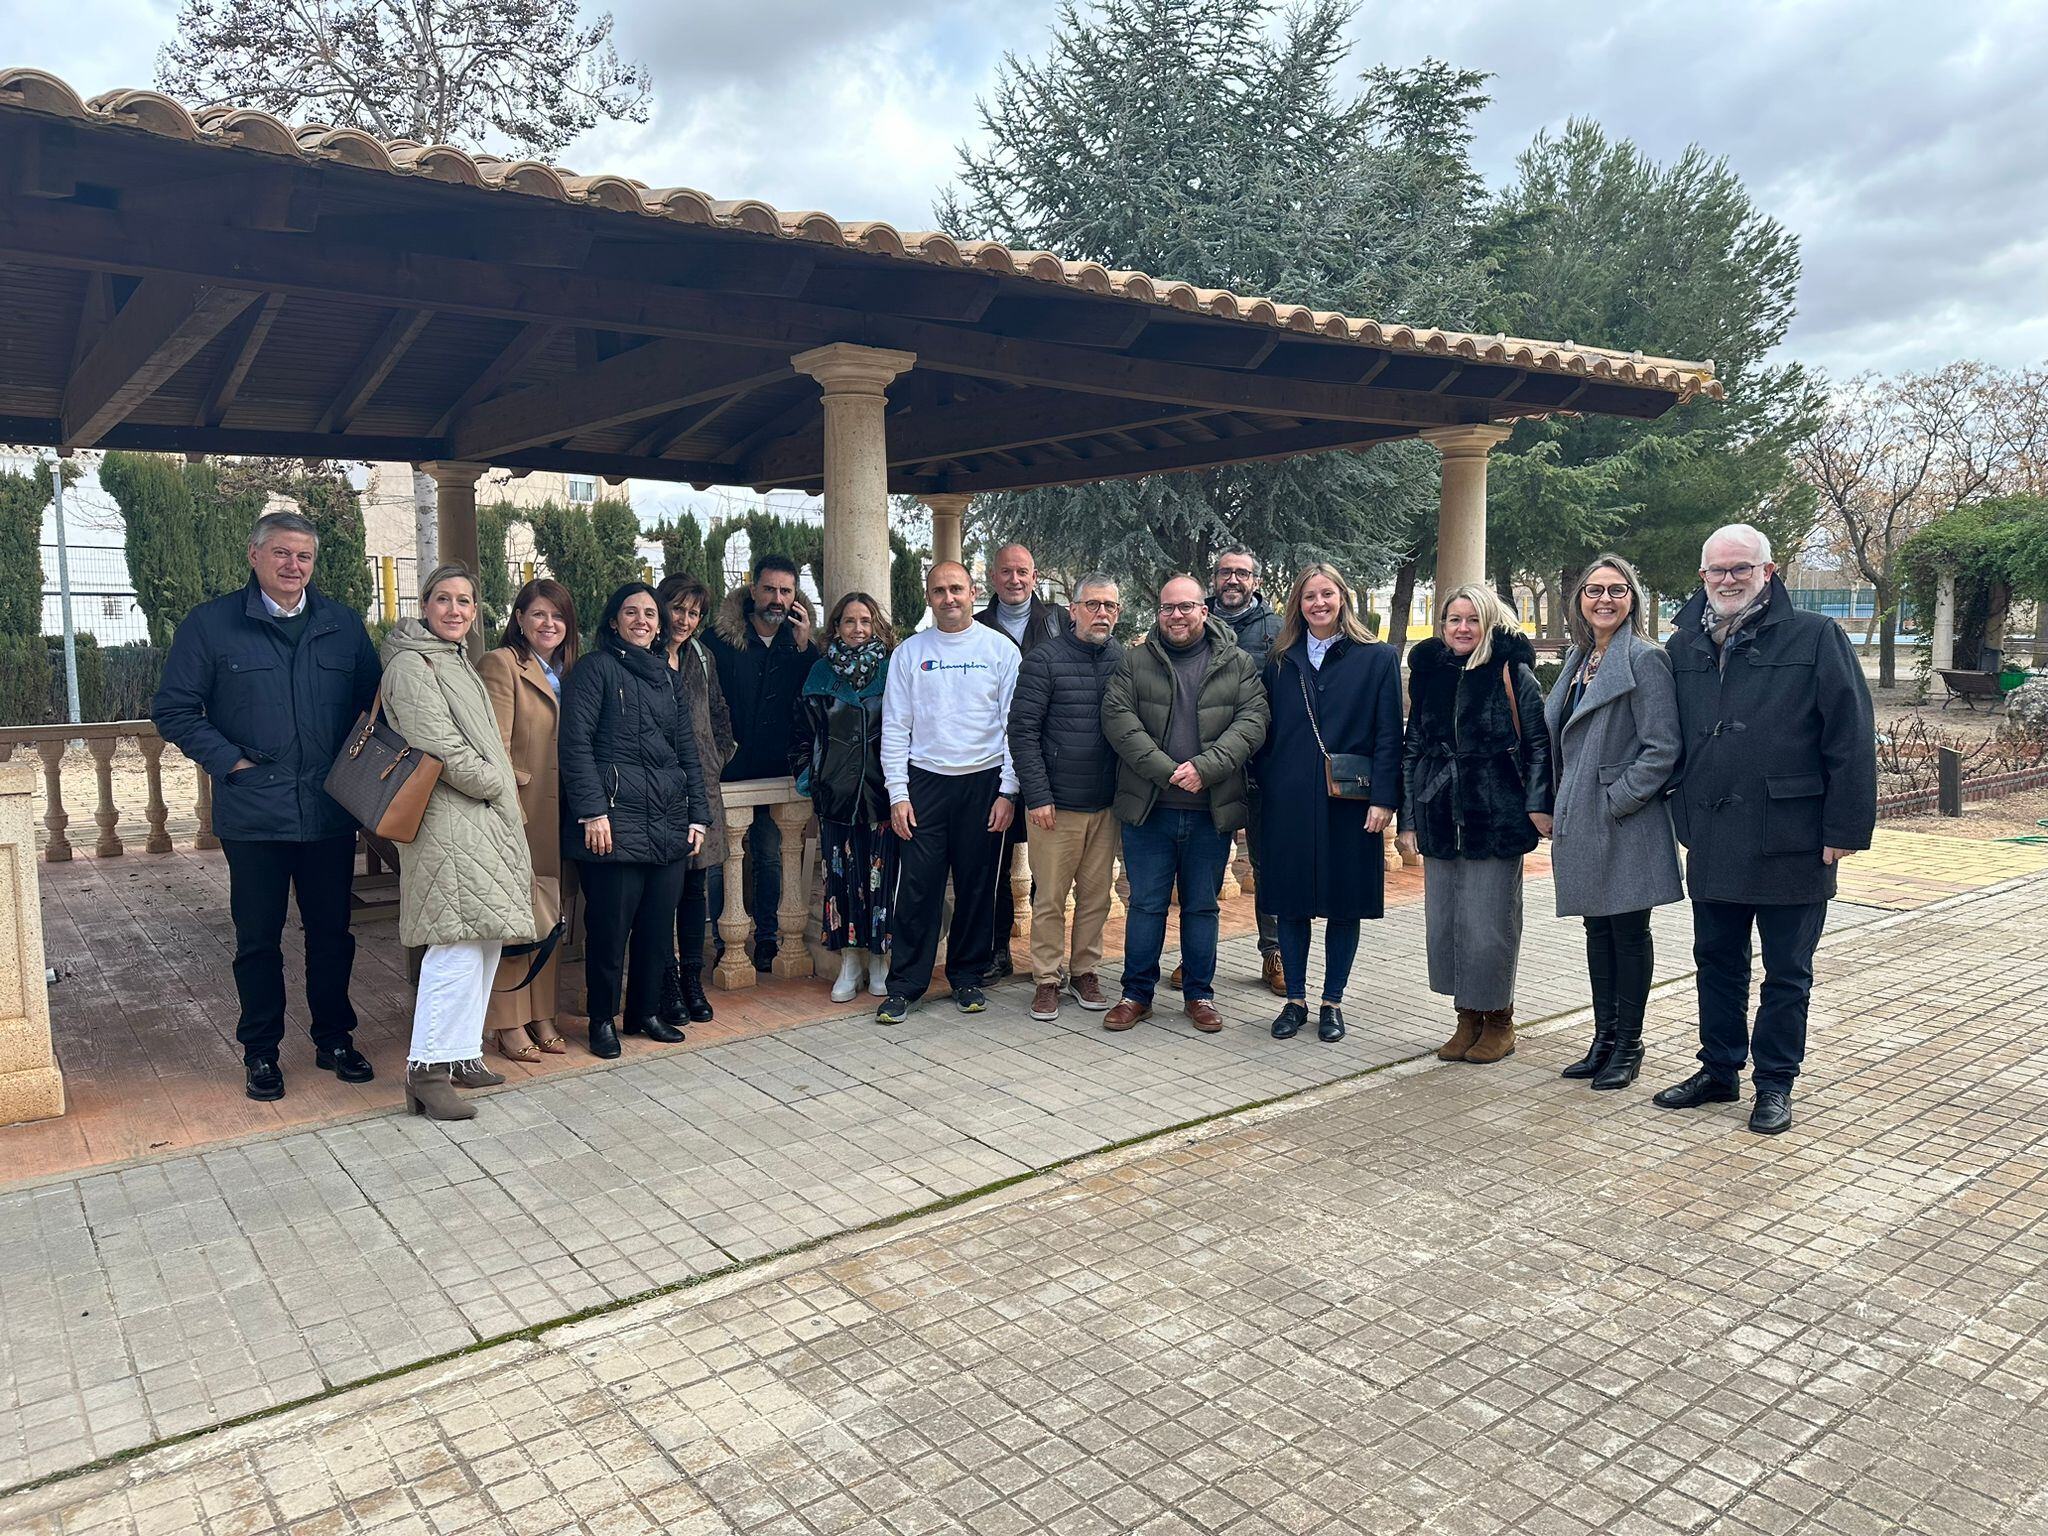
1069, 973, 1111, 1011
1170, 963, 1184, 990
1184, 999, 1223, 1033
1030, 983, 1061, 1021
1261, 950, 1286, 995
1437, 1009, 1484, 1061
1103, 998, 1150, 1032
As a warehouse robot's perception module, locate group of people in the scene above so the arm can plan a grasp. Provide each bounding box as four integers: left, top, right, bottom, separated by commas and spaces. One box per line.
153, 514, 1875, 1138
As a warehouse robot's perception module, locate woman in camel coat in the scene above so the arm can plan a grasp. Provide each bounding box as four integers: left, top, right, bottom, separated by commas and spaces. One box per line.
477, 578, 579, 1062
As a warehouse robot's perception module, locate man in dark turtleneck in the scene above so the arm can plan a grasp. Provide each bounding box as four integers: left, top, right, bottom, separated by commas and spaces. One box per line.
974, 542, 1068, 979
1099, 576, 1268, 1035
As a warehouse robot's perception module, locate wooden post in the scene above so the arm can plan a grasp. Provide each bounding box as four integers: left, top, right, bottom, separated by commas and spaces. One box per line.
1937, 745, 1963, 818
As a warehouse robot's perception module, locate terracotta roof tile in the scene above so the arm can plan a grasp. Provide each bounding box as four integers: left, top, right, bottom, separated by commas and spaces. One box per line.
0, 68, 1723, 402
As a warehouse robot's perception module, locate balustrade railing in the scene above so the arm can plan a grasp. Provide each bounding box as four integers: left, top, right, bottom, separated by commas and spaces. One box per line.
0, 721, 213, 862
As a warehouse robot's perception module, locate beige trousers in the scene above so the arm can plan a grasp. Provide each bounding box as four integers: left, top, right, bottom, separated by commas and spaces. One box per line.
1026, 809, 1121, 985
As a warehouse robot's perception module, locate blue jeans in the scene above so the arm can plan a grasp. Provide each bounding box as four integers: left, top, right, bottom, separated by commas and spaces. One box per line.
1118, 805, 1233, 1006
1277, 917, 1360, 1004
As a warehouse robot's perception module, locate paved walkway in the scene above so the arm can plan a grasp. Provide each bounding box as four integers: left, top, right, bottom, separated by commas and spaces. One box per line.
1, 870, 2038, 1534
1, 865, 1851, 1494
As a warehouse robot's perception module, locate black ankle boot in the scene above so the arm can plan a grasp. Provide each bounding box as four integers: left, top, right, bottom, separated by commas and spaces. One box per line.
657, 961, 687, 1028
1562, 1018, 1618, 1080
624, 1016, 686, 1044
1592, 1019, 1644, 1090
680, 964, 714, 1023
588, 1019, 621, 1059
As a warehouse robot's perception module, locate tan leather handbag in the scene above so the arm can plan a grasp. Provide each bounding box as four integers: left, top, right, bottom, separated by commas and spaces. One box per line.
324, 692, 443, 842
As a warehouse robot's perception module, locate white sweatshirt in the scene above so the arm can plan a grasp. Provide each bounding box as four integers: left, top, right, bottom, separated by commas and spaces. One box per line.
882, 622, 1020, 802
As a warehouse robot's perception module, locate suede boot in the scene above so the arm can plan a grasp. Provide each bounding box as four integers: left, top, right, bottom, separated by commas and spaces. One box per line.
1437, 1008, 1485, 1061
1464, 1008, 1517, 1064
405, 1062, 475, 1121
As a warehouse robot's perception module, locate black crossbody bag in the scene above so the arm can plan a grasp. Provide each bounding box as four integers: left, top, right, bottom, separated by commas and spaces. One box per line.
1298, 666, 1374, 800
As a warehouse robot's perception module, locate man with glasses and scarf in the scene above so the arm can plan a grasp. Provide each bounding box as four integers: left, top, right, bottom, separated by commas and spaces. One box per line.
1655, 523, 1876, 1135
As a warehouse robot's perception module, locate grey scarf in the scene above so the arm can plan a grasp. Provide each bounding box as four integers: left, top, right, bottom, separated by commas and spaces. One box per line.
1703, 585, 1771, 653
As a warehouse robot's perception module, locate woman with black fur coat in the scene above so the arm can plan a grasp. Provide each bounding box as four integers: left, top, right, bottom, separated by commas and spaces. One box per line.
1396, 584, 1553, 1065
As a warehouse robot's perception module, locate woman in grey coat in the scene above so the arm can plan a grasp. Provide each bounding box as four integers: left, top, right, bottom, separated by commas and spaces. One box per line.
1542, 554, 1683, 1090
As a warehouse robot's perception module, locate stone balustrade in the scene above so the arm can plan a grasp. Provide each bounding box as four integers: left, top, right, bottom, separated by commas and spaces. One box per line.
0, 721, 214, 863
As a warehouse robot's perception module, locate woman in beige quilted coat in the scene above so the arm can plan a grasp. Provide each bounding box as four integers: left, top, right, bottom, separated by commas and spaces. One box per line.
381, 565, 537, 1120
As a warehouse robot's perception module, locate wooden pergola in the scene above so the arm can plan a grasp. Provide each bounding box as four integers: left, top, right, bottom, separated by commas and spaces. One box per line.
0, 69, 1720, 605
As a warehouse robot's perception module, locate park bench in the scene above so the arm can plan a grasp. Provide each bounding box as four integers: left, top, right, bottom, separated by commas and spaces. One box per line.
1936, 669, 2006, 712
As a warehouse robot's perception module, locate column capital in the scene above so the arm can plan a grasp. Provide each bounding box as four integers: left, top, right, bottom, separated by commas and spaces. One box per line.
419, 460, 490, 490
916, 492, 973, 516
791, 342, 917, 396
1419, 423, 1514, 458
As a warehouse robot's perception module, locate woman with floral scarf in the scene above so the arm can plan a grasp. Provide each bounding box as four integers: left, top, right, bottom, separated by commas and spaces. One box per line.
793, 592, 899, 1001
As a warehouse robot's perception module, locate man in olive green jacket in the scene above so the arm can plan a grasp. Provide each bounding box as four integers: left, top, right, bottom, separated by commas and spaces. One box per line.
1099, 576, 1269, 1033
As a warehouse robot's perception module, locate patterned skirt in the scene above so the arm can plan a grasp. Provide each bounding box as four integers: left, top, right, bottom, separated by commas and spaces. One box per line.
821, 819, 898, 952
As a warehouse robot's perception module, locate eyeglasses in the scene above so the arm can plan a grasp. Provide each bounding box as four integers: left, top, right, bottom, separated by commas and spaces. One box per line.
1581, 584, 1634, 601
1075, 598, 1121, 613
1158, 602, 1205, 617
1703, 563, 1759, 581
1216, 568, 1255, 581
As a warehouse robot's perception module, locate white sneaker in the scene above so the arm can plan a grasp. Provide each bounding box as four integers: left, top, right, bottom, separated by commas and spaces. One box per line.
831, 951, 862, 1003
868, 952, 890, 997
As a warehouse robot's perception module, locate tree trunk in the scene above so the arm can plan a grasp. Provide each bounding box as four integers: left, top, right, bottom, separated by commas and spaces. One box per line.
1984, 579, 2011, 670
412, 468, 437, 589
2034, 592, 2048, 668
1875, 575, 1898, 690
1540, 568, 1566, 640
1388, 556, 1418, 653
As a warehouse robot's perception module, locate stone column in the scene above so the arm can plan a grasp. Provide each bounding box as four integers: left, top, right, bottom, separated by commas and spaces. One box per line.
0, 763, 65, 1125
713, 803, 757, 992
1932, 570, 1956, 673
422, 461, 490, 578
920, 493, 971, 569
769, 801, 815, 979
790, 343, 916, 620
1420, 424, 1514, 598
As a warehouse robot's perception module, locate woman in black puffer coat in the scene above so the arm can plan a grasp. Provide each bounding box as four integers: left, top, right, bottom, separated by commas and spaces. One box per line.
1396, 584, 1553, 1068
560, 583, 711, 1059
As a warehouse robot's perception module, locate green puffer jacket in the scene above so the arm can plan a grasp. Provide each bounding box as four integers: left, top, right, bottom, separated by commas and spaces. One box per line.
1101, 616, 1270, 834
380, 621, 538, 950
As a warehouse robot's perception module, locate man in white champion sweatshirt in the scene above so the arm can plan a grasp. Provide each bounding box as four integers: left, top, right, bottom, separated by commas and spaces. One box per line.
877, 561, 1020, 1022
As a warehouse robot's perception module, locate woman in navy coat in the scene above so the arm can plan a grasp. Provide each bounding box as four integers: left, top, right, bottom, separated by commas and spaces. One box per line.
1253, 564, 1404, 1043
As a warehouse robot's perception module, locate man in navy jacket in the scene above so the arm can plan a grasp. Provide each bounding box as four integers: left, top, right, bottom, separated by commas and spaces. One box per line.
153, 511, 380, 1101
1654, 523, 1877, 1136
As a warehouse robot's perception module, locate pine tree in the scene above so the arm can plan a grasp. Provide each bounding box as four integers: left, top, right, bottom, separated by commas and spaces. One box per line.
102, 451, 204, 646
0, 460, 51, 637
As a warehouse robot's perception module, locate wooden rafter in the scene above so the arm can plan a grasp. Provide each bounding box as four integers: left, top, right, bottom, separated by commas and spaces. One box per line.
428, 323, 556, 437
196, 292, 284, 428
61, 277, 256, 446
919, 420, 1410, 495
315, 306, 433, 434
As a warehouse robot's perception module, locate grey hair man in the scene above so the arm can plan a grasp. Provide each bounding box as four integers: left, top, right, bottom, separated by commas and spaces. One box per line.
1653, 521, 1877, 1135
152, 508, 382, 1102
1206, 543, 1285, 990
1008, 575, 1126, 1021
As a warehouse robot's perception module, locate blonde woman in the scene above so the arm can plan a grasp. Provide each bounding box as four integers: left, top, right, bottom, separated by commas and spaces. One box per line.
1396, 583, 1553, 1065
1250, 564, 1403, 1043
380, 565, 538, 1119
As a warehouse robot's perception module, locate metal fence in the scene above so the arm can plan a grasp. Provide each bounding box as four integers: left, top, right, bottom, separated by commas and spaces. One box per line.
39, 545, 151, 644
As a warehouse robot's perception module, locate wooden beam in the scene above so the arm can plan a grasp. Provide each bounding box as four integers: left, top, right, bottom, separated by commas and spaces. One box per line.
315, 307, 434, 433
0, 201, 1680, 426
428, 323, 557, 437
444, 337, 792, 461
911, 420, 1413, 495
1129, 324, 1279, 370
583, 240, 818, 296
712, 393, 821, 468
196, 292, 285, 427
977, 295, 1154, 350
61, 278, 257, 446
798, 266, 998, 322
743, 389, 1214, 485
68, 272, 111, 375
628, 387, 762, 458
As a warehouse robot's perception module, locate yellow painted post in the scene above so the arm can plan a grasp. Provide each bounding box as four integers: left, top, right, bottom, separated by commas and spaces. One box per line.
522, 560, 535, 583
380, 556, 398, 621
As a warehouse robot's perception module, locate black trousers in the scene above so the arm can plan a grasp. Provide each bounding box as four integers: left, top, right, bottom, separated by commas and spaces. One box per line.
220, 833, 360, 1066
581, 859, 686, 1023
887, 765, 1004, 1001
674, 864, 710, 972
1584, 909, 1654, 1030
1692, 899, 1828, 1092
989, 816, 1027, 962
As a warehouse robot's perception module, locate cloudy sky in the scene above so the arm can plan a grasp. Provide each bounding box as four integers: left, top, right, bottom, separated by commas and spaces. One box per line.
7, 0, 2046, 530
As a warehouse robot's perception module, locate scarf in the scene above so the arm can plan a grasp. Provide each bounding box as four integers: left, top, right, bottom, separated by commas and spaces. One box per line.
827, 637, 886, 694
1703, 585, 1771, 652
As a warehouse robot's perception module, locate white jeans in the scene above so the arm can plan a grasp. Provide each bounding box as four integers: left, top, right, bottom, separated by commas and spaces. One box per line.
410, 939, 504, 1065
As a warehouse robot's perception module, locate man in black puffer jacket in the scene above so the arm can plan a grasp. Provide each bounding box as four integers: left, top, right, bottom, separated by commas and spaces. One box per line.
1008, 575, 1126, 1021
1209, 545, 1286, 992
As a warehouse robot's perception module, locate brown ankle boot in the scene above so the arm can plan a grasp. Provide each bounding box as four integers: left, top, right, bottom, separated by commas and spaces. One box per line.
405, 1062, 476, 1120
1437, 1008, 1484, 1061
1464, 1008, 1517, 1064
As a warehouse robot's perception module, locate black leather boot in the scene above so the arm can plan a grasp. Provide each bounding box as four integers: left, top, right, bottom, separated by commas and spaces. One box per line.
1591, 1017, 1643, 1090
1564, 925, 1618, 1080
624, 1016, 686, 1044
680, 964, 714, 1023
656, 960, 688, 1028
588, 1018, 621, 1060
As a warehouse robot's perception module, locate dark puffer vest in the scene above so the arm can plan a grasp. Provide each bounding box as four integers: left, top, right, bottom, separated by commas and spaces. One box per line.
559, 630, 711, 865
1009, 628, 1126, 813
1400, 629, 1553, 861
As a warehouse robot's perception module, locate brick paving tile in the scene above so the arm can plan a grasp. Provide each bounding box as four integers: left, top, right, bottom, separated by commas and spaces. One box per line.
2, 875, 2042, 1533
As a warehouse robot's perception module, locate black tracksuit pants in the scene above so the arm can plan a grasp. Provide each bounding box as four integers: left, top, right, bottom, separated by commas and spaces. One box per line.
886, 765, 1005, 1002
